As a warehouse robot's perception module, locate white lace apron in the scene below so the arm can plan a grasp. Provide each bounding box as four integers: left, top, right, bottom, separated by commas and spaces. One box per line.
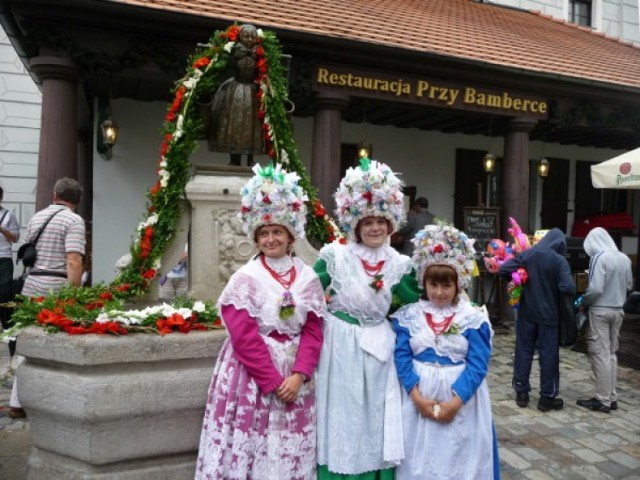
394, 300, 496, 480
316, 242, 412, 474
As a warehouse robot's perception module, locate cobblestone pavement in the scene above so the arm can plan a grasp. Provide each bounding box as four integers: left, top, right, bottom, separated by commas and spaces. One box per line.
0, 332, 639, 479
490, 330, 640, 480
0, 349, 29, 480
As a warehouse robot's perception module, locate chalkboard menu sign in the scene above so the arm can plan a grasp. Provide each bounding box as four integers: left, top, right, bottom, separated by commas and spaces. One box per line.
463, 207, 501, 252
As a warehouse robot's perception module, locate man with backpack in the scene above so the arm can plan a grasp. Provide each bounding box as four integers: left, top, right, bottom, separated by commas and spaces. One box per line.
9, 177, 85, 418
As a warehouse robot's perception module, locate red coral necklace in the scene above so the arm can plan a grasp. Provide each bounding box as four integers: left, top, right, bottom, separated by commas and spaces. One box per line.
360, 259, 385, 277
425, 313, 455, 335
260, 255, 296, 290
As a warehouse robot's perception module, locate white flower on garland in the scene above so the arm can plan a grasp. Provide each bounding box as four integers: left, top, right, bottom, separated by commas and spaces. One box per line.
192, 301, 206, 313
257, 29, 264, 38
224, 41, 235, 53
183, 77, 197, 90
174, 114, 185, 140
138, 213, 159, 232
159, 168, 171, 188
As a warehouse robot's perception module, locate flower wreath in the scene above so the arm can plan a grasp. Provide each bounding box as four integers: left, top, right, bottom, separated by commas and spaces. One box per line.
6, 24, 342, 337
116, 23, 341, 294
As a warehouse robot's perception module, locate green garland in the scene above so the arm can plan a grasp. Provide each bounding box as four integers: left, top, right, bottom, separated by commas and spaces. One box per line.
2, 24, 341, 338
114, 24, 340, 294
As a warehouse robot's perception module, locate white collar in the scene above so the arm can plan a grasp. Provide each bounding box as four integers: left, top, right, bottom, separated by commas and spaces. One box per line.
263, 255, 294, 274
419, 299, 459, 318
350, 242, 394, 263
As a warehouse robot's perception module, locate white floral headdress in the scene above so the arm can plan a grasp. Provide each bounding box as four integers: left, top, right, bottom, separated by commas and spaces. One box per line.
240, 163, 308, 239
412, 224, 476, 290
334, 158, 405, 240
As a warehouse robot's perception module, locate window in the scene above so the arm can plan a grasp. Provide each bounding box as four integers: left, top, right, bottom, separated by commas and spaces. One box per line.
569, 0, 592, 27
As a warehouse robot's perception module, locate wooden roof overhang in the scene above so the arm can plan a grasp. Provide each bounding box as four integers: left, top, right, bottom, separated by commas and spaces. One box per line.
1, 0, 639, 149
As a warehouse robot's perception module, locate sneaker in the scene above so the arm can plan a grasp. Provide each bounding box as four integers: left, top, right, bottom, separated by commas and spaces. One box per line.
610, 401, 618, 411
8, 407, 26, 419
576, 397, 610, 414
516, 392, 529, 408
537, 396, 564, 412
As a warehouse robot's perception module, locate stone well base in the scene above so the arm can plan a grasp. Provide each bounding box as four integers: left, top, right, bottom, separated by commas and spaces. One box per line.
16, 327, 227, 480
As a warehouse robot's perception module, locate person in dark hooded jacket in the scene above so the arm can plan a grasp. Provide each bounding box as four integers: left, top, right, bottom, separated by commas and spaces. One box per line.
499, 228, 575, 412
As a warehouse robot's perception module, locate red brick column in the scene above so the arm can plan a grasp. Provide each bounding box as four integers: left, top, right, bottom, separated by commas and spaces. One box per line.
502, 117, 537, 238
311, 91, 349, 213
30, 56, 81, 210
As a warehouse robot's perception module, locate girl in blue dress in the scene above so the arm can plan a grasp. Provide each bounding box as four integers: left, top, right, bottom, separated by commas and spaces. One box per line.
391, 224, 500, 480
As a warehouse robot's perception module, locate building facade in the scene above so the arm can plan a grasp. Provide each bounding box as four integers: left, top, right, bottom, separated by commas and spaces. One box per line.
493, 0, 640, 45
0, 0, 638, 284
0, 25, 40, 260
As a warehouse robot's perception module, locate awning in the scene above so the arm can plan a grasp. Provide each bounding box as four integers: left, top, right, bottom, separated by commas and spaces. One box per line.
591, 147, 640, 189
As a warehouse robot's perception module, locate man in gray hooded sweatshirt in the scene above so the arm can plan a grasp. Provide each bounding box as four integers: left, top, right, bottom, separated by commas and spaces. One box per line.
577, 227, 632, 414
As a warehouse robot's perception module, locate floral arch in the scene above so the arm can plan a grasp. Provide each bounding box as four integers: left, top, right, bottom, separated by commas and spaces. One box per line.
7, 24, 339, 336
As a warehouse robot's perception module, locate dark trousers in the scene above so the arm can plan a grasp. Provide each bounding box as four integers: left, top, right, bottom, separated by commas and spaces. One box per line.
0, 257, 16, 356
513, 315, 560, 398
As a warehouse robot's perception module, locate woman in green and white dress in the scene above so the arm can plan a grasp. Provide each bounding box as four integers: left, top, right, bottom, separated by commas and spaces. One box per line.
315, 159, 420, 480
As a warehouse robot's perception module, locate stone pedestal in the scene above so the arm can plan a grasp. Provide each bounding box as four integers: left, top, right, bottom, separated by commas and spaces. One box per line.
186, 166, 320, 302
17, 327, 227, 479
186, 167, 255, 302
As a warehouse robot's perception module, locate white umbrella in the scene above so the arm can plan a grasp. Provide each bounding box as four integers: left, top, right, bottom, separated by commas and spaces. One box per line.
591, 147, 640, 283
591, 147, 640, 189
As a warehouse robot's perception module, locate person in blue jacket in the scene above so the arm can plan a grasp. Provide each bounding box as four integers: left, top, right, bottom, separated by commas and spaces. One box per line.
392, 224, 500, 480
499, 228, 575, 412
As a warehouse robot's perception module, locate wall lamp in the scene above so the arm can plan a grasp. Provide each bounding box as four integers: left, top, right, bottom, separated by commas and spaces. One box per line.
537, 157, 550, 178
358, 143, 372, 159
483, 152, 496, 174
97, 96, 119, 160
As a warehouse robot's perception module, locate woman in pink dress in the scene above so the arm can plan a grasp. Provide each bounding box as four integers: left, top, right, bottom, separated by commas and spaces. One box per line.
195, 164, 326, 480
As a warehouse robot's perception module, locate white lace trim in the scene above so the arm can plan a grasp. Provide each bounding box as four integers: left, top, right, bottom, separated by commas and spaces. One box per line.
264, 254, 294, 274
319, 242, 411, 326
393, 299, 490, 362
350, 242, 395, 264
217, 258, 326, 336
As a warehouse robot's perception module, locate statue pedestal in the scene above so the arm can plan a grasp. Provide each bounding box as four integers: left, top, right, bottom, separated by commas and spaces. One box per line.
17, 327, 227, 479
186, 168, 255, 302
185, 166, 319, 302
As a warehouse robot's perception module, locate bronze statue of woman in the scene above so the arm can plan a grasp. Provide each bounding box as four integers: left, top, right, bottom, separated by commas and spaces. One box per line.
208, 24, 264, 166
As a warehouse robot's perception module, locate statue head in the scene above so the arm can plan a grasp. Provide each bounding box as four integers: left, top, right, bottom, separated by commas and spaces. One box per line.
239, 24, 258, 48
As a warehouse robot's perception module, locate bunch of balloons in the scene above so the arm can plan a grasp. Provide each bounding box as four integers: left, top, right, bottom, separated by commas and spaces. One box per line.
482, 217, 531, 309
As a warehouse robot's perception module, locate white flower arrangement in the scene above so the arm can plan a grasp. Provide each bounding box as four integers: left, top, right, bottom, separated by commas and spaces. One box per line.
239, 163, 308, 239
95, 303, 200, 326
411, 224, 476, 289
334, 158, 405, 240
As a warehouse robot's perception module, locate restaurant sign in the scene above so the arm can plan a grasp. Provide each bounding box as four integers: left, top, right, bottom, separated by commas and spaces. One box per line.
314, 65, 548, 119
